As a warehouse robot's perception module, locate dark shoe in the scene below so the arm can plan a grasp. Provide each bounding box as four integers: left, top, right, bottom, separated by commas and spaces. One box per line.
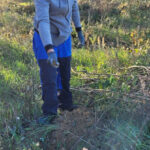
37, 115, 56, 125
58, 104, 78, 112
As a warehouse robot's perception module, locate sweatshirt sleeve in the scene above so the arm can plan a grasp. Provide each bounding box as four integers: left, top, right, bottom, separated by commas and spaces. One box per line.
72, 0, 81, 28
34, 0, 53, 51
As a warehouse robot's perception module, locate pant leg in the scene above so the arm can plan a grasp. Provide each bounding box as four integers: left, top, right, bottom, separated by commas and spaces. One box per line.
57, 68, 62, 90
33, 31, 58, 115
38, 60, 58, 115
57, 36, 73, 107
58, 56, 72, 107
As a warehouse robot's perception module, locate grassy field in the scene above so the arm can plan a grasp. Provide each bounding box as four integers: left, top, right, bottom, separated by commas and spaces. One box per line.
0, 0, 150, 149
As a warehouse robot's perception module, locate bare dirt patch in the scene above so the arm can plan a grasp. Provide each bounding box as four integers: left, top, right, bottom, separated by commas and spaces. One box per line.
49, 107, 96, 150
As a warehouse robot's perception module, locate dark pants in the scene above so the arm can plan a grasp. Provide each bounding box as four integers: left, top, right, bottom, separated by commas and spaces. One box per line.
58, 57, 72, 108
33, 31, 72, 115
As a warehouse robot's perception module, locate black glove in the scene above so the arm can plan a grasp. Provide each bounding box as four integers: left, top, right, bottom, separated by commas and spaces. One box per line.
47, 51, 59, 68
77, 30, 85, 47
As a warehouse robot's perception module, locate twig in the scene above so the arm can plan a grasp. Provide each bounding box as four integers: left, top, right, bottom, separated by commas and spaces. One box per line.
125, 65, 150, 75
70, 135, 86, 150
127, 65, 150, 70
79, 78, 101, 80
123, 93, 150, 101
94, 98, 121, 127
63, 130, 98, 150
71, 87, 110, 93
71, 68, 120, 77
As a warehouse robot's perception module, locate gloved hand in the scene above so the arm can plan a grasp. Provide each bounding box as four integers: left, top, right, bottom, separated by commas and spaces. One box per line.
77, 30, 85, 47
47, 51, 59, 68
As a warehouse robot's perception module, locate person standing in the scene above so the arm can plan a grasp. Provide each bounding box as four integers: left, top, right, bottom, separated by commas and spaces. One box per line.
33, 0, 85, 124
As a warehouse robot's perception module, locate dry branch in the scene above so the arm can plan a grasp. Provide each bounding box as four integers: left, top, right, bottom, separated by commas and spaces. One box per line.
125, 65, 150, 75
71, 87, 110, 93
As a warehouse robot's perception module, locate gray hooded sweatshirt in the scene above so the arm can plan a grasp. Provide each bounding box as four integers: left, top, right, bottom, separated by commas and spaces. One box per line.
34, 0, 81, 49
